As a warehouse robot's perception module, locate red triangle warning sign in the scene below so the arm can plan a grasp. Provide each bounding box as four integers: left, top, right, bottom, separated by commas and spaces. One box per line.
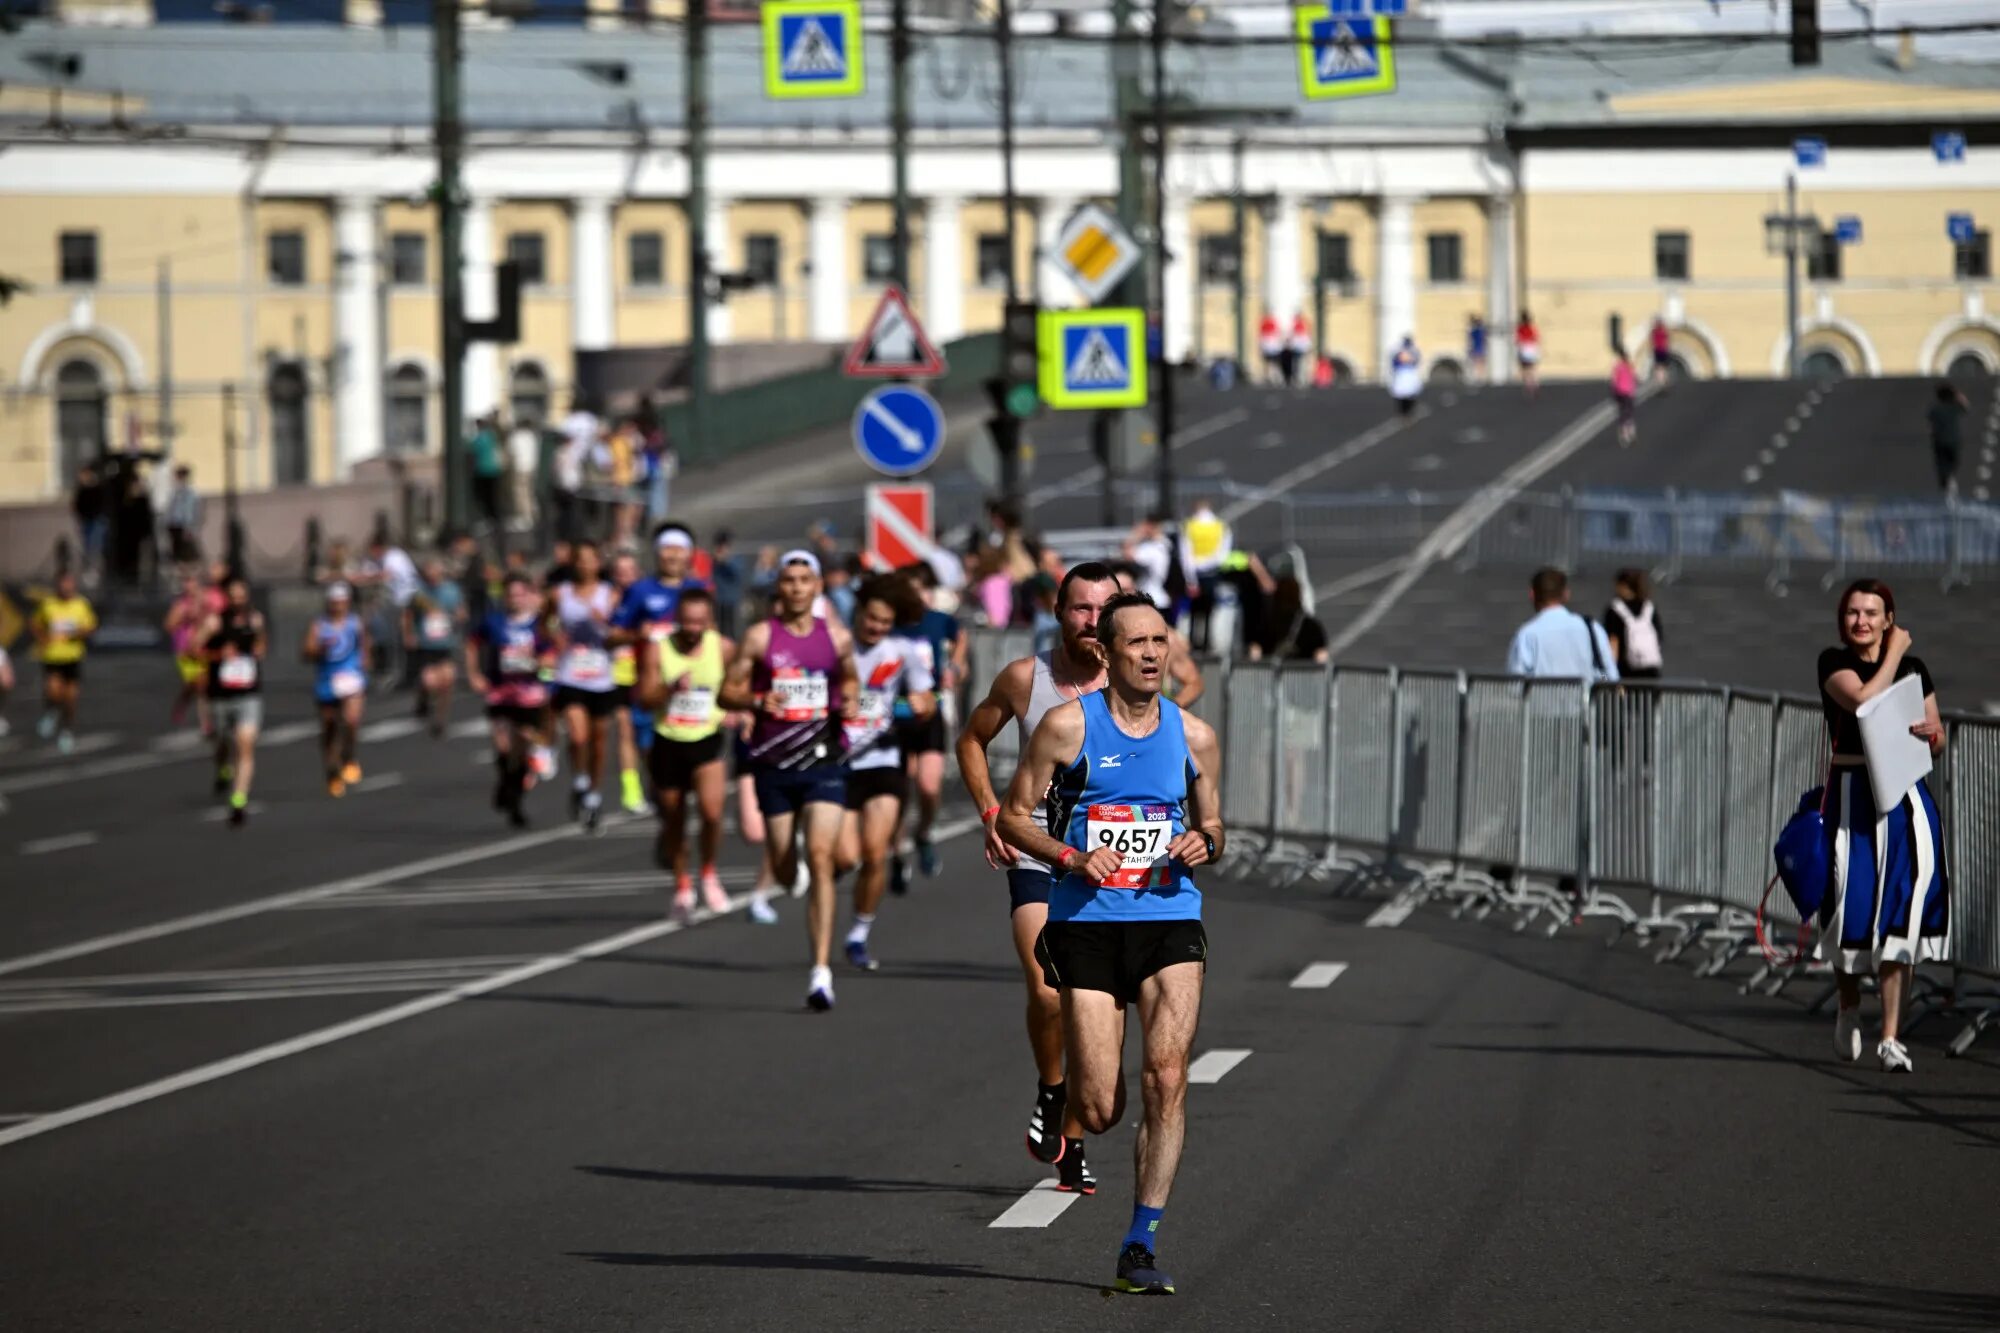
843, 284, 947, 379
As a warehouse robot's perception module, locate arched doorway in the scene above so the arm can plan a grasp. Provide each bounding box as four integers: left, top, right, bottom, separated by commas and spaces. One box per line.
1426, 357, 1465, 387
269, 362, 312, 486
1947, 352, 1993, 387
1799, 349, 1848, 383
1659, 353, 1694, 382
387, 363, 429, 455
54, 358, 108, 490
509, 362, 550, 429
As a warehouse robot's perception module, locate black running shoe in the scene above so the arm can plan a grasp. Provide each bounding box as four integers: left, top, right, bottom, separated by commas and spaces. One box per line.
1055, 1140, 1095, 1195
1113, 1244, 1174, 1296
583, 796, 603, 835
228, 804, 247, 828
213, 768, 231, 797
889, 853, 911, 897
1025, 1085, 1066, 1164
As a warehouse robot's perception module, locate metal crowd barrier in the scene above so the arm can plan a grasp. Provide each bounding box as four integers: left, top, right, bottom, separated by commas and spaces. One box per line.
961, 627, 2000, 1056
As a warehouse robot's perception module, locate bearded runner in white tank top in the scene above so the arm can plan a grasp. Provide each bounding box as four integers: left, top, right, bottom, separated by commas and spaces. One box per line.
954, 561, 1118, 1194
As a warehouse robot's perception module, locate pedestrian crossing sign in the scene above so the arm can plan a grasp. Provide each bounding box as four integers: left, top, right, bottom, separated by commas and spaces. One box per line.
1038, 308, 1147, 410
1294, 9, 1396, 102
763, 0, 865, 100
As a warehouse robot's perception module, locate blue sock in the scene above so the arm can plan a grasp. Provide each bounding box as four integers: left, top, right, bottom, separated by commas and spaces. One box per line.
1124, 1204, 1164, 1251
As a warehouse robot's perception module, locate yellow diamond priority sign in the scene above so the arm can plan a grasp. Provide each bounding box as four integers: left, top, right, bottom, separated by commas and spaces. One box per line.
1053, 204, 1142, 306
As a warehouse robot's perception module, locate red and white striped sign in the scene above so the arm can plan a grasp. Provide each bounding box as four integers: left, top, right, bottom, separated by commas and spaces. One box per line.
865, 483, 935, 572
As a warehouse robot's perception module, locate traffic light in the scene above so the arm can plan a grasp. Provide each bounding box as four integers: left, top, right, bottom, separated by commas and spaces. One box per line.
1791, 0, 1819, 67
1001, 300, 1039, 419
468, 259, 521, 344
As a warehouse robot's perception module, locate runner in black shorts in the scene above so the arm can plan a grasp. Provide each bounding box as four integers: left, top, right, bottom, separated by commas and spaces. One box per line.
892, 562, 967, 890
637, 587, 737, 921
468, 573, 557, 827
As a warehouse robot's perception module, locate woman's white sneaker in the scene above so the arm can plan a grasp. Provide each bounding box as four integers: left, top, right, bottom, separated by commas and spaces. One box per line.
1834, 1009, 1863, 1063
1876, 1038, 1914, 1073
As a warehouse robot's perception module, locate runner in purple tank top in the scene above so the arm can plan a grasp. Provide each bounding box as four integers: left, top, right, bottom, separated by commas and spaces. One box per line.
722, 550, 859, 1011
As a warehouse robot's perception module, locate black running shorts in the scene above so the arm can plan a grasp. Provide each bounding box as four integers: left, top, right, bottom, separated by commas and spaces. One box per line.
843, 765, 908, 811
1035, 919, 1208, 1005
649, 731, 727, 794
552, 685, 617, 718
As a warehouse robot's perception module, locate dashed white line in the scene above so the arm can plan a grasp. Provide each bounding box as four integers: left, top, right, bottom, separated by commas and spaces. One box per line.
1784, 416, 1800, 432
21, 832, 99, 856
1187, 1049, 1252, 1085
1758, 449, 1776, 465
1366, 897, 1418, 928
360, 718, 422, 742
1743, 465, 1763, 484
351, 772, 406, 793
989, 1180, 1083, 1229
1289, 962, 1350, 989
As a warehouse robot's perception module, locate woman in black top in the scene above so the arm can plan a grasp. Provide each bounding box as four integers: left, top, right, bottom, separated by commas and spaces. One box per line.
1247, 577, 1329, 664
1816, 578, 1949, 1074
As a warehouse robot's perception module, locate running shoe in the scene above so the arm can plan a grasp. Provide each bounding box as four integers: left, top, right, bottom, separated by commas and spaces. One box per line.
228, 793, 248, 828
1113, 1245, 1175, 1296
621, 769, 648, 815
569, 784, 586, 821
917, 837, 940, 877
889, 854, 912, 898
0, 717, 11, 738
791, 858, 811, 898
700, 870, 731, 914
57, 730, 75, 755
1834, 1009, 1863, 1063
214, 767, 232, 797
1025, 1086, 1067, 1164
844, 938, 879, 972
37, 713, 57, 741
748, 892, 779, 925
1878, 1038, 1914, 1073
671, 882, 697, 923
327, 775, 346, 798
1055, 1141, 1096, 1195
583, 793, 604, 835
342, 762, 362, 785
806, 966, 835, 1012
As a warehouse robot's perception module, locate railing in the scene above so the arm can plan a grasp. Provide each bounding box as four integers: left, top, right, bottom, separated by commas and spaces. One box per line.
960, 627, 2000, 1056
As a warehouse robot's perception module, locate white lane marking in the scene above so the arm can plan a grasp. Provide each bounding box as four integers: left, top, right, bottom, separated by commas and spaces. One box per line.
1289, 962, 1349, 989
447, 718, 486, 740
0, 1113, 38, 1126
351, 772, 406, 793
1758, 449, 1776, 465
1023, 409, 1248, 508
1324, 391, 1636, 660
1366, 898, 1417, 928
1186, 1049, 1252, 1085
989, 1179, 1082, 1229
0, 818, 980, 1152
1220, 413, 1409, 523
1785, 416, 1800, 432
0, 816, 639, 980
21, 832, 99, 856
261, 721, 322, 746
1256, 430, 1286, 449
150, 732, 206, 753
360, 718, 422, 742
1312, 557, 1409, 608
0, 956, 545, 1015
0, 716, 446, 797
1742, 466, 1763, 484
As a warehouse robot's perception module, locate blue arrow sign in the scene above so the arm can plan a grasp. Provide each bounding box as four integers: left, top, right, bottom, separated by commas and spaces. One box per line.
1834, 215, 1863, 245
1793, 137, 1827, 169
853, 385, 945, 477
1948, 212, 1977, 244
1934, 130, 1968, 164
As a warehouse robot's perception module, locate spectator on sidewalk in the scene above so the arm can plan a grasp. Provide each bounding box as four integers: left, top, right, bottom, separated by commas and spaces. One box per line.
505, 415, 540, 533
1602, 568, 1665, 680
1388, 336, 1423, 420
164, 465, 204, 567
1515, 312, 1542, 396
1123, 510, 1178, 611
468, 414, 505, 531
1507, 567, 1618, 683
1611, 351, 1639, 447
1927, 381, 1969, 500
710, 529, 745, 637
1286, 313, 1313, 387
1648, 317, 1674, 385
1258, 311, 1284, 385
1180, 498, 1232, 651
554, 402, 599, 543
1467, 314, 1489, 384
72, 462, 107, 580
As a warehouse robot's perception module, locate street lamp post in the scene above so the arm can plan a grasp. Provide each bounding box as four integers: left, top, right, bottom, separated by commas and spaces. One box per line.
1763, 173, 1820, 379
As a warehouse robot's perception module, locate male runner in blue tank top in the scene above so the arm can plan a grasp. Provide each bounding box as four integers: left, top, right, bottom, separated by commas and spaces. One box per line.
998, 592, 1224, 1297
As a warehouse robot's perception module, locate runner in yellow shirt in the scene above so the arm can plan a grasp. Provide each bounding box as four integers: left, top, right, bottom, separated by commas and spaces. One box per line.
636, 586, 737, 921
32, 570, 97, 754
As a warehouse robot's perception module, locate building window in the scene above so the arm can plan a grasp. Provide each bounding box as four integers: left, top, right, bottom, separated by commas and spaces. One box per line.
743, 233, 780, 287
1654, 230, 1691, 282
390, 232, 427, 286
505, 231, 546, 286
1198, 235, 1240, 287
55, 358, 107, 490
1807, 230, 1842, 283
1316, 230, 1353, 284
387, 364, 429, 455
1954, 230, 1992, 281
267, 230, 306, 287
862, 234, 896, 284
59, 231, 98, 286
510, 362, 551, 429
1425, 231, 1463, 284
268, 362, 311, 487
628, 230, 664, 287
975, 233, 1011, 289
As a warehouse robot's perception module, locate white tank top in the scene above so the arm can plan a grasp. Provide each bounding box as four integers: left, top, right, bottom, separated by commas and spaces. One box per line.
553, 581, 618, 692
1013, 650, 1101, 875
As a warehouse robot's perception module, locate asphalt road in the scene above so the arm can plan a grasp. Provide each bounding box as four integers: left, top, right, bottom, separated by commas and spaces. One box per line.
5, 658, 2000, 1329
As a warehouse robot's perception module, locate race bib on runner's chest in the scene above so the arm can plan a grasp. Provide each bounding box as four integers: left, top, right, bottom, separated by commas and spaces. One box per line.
666, 687, 716, 728
566, 647, 611, 683
770, 671, 829, 722
1084, 804, 1176, 889
217, 656, 258, 689
499, 644, 539, 676
330, 669, 366, 700
423, 612, 452, 642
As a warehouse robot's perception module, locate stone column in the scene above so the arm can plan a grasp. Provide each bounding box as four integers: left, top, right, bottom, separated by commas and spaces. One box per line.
462, 195, 501, 419
704, 195, 732, 345
571, 194, 615, 352
1485, 193, 1515, 381
1263, 193, 1304, 328
1375, 193, 1417, 378
924, 195, 964, 340
1161, 193, 1194, 362
807, 196, 850, 344
332, 194, 382, 474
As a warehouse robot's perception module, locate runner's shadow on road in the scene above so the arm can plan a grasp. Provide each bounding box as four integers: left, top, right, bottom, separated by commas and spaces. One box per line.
577, 1165, 1022, 1199
1728, 1269, 2000, 1331
568, 1250, 1102, 1291
1431, 1041, 1768, 1063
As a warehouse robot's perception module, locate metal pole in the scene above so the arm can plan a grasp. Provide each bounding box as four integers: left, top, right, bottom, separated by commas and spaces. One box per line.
1784, 171, 1799, 380
1151, 0, 1176, 521
890, 0, 912, 295
687, 0, 711, 457
157, 258, 173, 458
996, 0, 1022, 510
1313, 227, 1328, 363
432, 0, 468, 533
1231, 135, 1247, 374
222, 381, 244, 577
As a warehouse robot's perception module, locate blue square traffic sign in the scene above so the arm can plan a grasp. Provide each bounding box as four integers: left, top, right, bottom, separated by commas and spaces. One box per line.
1948, 212, 1977, 244
1834, 215, 1862, 245
1038, 308, 1147, 410
1934, 130, 1968, 164
1793, 137, 1827, 169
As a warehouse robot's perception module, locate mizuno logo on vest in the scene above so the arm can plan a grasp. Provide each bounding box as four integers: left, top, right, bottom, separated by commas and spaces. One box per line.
1097, 753, 1123, 768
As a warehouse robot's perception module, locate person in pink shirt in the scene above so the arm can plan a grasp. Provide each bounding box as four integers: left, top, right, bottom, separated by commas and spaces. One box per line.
1611, 351, 1639, 447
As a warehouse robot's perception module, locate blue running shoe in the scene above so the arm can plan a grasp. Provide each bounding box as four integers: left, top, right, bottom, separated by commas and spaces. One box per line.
844, 939, 879, 972
1113, 1244, 1174, 1296
917, 838, 940, 877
